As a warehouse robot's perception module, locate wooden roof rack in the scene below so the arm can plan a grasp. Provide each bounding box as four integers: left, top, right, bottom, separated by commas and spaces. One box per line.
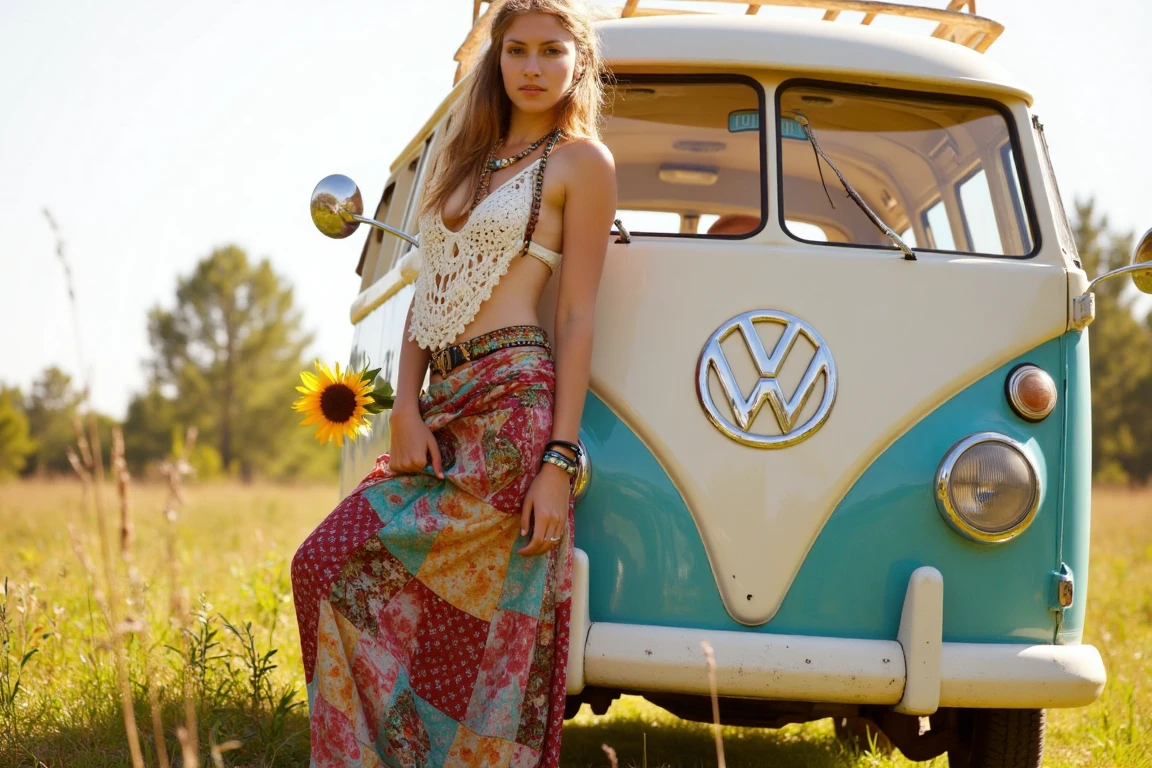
456, 0, 1002, 83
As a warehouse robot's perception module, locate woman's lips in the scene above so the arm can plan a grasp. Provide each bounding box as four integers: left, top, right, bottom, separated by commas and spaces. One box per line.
520, 86, 544, 92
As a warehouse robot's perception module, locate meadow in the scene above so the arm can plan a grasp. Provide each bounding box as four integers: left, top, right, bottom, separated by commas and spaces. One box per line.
0, 478, 1148, 767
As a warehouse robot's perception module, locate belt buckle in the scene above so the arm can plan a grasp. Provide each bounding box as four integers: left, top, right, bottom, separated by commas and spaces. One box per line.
433, 348, 450, 377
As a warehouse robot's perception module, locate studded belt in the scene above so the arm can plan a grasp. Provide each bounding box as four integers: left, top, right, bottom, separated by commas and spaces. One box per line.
430, 325, 551, 378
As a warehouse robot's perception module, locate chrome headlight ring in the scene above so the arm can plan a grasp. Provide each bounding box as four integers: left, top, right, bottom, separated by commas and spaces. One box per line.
934, 432, 1041, 544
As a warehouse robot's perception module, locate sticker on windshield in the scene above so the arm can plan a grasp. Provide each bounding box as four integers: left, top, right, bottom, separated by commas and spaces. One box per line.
728, 109, 759, 133
727, 110, 808, 141
780, 116, 808, 141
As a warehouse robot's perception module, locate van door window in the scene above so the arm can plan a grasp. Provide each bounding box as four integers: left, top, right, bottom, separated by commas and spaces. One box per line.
602, 77, 765, 238
1032, 115, 1080, 266
779, 82, 1036, 257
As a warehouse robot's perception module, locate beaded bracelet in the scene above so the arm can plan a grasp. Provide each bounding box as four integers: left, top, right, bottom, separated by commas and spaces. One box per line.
544, 439, 582, 459
541, 449, 577, 476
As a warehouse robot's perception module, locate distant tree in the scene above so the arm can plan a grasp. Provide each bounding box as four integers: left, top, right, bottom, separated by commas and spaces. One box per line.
123, 388, 227, 479
0, 388, 36, 480
145, 245, 314, 481
19, 366, 110, 476
1073, 199, 1152, 484
122, 387, 179, 472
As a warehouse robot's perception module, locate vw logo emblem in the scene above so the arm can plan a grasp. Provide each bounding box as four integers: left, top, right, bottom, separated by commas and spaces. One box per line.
696, 310, 837, 448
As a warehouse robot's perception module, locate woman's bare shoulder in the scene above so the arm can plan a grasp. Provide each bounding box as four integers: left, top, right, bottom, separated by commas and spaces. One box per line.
555, 137, 615, 170
552, 138, 615, 194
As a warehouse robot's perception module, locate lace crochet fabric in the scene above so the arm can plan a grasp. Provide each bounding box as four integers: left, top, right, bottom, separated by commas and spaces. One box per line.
410, 158, 557, 352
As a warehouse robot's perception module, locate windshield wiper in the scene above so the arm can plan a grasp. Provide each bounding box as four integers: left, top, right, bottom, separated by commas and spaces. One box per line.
793, 112, 916, 261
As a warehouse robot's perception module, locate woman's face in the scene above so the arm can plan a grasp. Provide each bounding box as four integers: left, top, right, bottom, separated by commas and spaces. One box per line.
500, 12, 578, 117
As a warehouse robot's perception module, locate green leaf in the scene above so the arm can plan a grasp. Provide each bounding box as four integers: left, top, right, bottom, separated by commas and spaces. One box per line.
369, 392, 395, 411
360, 367, 382, 385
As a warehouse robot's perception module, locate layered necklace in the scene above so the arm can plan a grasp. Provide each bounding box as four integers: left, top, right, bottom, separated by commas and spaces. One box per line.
469, 127, 562, 213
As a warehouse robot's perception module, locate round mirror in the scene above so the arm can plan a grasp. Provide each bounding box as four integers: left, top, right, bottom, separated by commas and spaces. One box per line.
310, 174, 363, 239
1134, 226, 1152, 294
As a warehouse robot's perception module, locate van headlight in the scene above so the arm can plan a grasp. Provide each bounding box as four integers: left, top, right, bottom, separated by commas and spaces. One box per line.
934, 433, 1040, 543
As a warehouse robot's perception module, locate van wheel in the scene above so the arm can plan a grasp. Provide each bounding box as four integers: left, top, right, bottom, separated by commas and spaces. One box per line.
947, 708, 1044, 768
834, 716, 894, 754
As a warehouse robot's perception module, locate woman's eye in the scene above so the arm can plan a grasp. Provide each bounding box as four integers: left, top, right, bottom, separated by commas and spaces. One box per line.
546, 48, 562, 54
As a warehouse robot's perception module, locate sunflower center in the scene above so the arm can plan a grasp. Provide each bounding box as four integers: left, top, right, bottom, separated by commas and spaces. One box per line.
320, 383, 358, 423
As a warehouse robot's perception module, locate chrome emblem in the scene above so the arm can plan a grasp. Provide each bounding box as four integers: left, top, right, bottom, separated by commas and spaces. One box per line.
696, 310, 837, 448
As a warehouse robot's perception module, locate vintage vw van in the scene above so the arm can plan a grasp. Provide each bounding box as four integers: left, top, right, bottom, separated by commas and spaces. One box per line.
310, 1, 1152, 764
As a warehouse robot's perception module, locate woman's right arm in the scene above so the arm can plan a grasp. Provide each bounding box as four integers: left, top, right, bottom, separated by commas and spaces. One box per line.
386, 295, 444, 478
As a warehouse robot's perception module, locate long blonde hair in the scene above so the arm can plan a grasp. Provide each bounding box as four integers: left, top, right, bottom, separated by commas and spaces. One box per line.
419, 0, 606, 220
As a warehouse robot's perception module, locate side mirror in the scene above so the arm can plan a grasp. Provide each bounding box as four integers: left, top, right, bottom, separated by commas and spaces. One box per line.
310, 174, 419, 246
1134, 226, 1152, 294
1072, 225, 1152, 329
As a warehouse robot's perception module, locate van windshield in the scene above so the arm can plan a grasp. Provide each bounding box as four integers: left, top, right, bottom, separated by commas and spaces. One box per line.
603, 77, 764, 237
778, 84, 1035, 257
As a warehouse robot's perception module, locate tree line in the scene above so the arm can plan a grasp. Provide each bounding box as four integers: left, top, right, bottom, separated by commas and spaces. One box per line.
0, 203, 1149, 483
0, 245, 337, 482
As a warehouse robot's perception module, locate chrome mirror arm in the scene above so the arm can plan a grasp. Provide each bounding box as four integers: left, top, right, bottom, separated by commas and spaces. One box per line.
1071, 262, 1152, 330
350, 214, 420, 247
1083, 263, 1152, 295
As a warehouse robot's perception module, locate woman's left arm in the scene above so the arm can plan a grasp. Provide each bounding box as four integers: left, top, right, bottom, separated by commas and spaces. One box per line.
518, 140, 617, 556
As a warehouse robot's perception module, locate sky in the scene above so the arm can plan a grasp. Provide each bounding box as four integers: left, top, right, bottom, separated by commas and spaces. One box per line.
1, 0, 1150, 419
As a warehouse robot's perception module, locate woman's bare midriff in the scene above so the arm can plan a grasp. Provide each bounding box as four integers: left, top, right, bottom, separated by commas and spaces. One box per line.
427, 253, 554, 386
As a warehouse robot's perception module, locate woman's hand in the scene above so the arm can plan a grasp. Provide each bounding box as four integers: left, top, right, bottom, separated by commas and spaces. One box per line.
517, 462, 571, 556
386, 403, 444, 479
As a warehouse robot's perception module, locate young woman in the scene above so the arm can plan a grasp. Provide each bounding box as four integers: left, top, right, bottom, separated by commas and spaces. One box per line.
291, 1, 616, 765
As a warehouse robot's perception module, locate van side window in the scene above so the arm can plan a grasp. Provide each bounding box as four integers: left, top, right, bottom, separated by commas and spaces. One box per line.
956, 169, 1002, 254
357, 137, 435, 291
601, 77, 764, 238
923, 198, 957, 251
356, 182, 396, 292
779, 83, 1035, 257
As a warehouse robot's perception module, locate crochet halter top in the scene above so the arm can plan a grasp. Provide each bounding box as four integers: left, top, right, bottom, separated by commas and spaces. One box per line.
408, 156, 563, 352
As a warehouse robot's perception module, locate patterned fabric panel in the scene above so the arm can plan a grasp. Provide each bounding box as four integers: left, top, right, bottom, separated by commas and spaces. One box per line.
292, 347, 573, 767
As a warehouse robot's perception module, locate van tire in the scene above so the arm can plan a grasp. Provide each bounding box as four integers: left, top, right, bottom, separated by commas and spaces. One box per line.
947, 708, 1044, 768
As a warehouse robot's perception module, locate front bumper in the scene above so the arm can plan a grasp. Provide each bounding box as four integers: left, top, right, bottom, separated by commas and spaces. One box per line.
566, 555, 1106, 712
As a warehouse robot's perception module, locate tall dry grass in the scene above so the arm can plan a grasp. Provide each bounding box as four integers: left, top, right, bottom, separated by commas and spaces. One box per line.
0, 463, 338, 767
1, 478, 1149, 767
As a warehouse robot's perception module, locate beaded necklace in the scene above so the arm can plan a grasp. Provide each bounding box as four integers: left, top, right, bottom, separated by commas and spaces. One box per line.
465, 127, 563, 257
468, 127, 562, 214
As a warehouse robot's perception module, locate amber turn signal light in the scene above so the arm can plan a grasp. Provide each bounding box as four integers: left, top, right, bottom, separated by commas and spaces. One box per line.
1005, 364, 1057, 422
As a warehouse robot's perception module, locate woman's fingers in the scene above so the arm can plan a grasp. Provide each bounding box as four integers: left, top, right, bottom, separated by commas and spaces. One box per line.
517, 507, 564, 557
520, 496, 533, 538
427, 434, 444, 479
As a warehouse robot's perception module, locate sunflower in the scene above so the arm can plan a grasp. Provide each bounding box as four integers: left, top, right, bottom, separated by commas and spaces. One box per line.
293, 361, 375, 446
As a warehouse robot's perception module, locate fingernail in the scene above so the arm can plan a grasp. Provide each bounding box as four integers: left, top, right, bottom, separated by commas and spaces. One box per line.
521, 529, 527, 536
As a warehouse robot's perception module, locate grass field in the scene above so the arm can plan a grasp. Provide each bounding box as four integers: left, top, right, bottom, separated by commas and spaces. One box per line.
0, 480, 1148, 767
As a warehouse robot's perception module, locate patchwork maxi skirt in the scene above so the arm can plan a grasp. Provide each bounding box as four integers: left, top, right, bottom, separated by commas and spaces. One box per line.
291, 346, 574, 767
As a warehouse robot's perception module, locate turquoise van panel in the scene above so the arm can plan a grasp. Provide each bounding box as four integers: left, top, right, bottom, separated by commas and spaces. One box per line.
577, 337, 1071, 643
577, 395, 733, 627
1056, 330, 1091, 643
